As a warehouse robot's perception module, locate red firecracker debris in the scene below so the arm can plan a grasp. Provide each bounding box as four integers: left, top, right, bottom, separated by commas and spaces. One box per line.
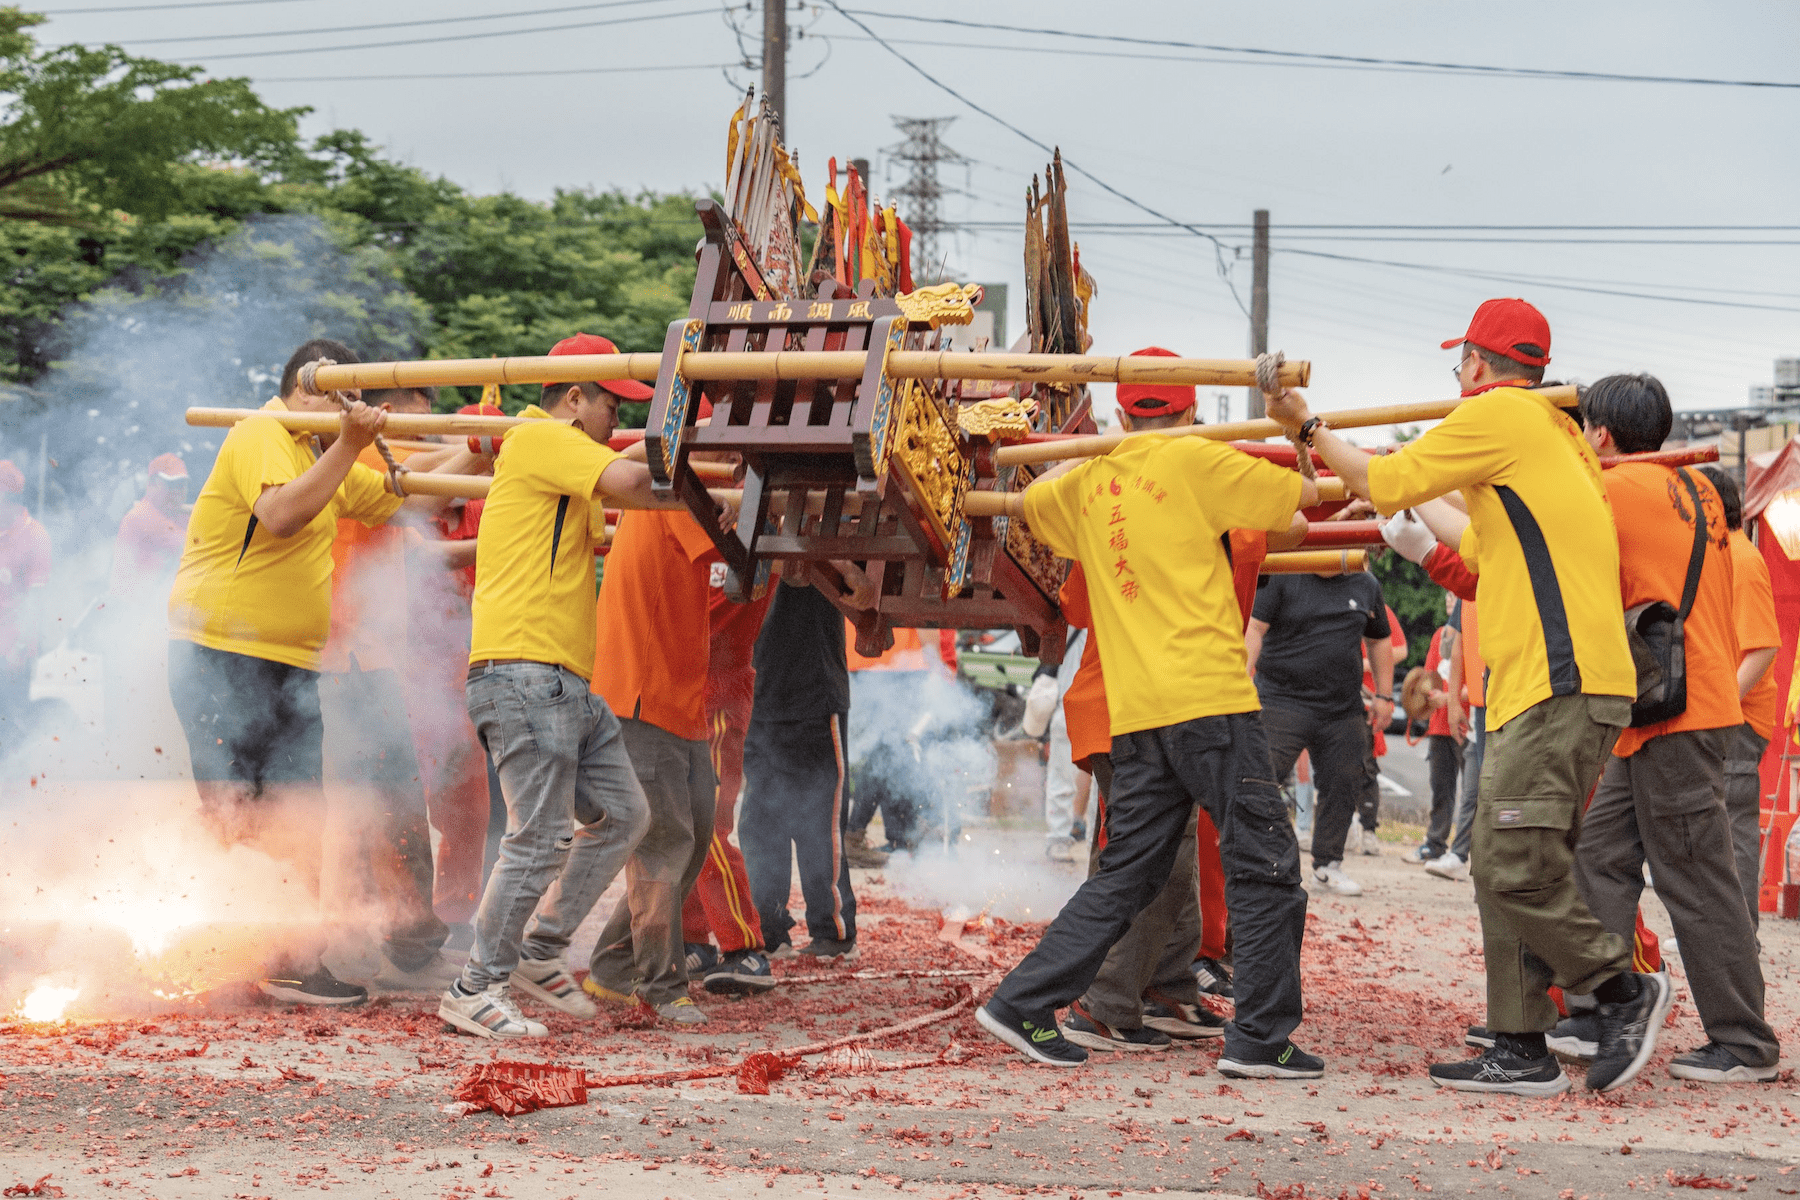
1666, 1170, 1736, 1190
736, 1052, 797, 1095
453, 1061, 589, 1117
2, 1176, 63, 1198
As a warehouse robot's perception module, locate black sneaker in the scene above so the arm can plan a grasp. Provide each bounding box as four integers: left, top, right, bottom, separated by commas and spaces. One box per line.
1587, 972, 1671, 1093
1141, 991, 1226, 1040
1464, 1025, 1495, 1050
1061, 1002, 1171, 1052
1192, 956, 1234, 999
258, 962, 368, 1008
1217, 1040, 1324, 1079
1547, 1011, 1601, 1061
975, 1001, 1087, 1067
1428, 1046, 1570, 1095
797, 937, 858, 961
704, 948, 777, 996
1667, 1041, 1781, 1084
684, 942, 720, 976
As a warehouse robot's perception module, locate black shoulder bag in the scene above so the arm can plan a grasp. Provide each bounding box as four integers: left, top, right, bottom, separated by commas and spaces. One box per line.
1624, 469, 1709, 728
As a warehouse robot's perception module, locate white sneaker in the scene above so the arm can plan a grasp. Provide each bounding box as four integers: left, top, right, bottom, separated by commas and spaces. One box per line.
1359, 829, 1382, 857
1045, 838, 1078, 862
1296, 826, 1313, 852
1312, 861, 1364, 896
438, 983, 549, 1040
1425, 851, 1468, 882
1402, 844, 1431, 864
513, 956, 598, 1018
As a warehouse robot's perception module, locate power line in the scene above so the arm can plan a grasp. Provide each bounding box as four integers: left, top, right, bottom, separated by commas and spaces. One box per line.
1278, 246, 1800, 314
837, 11, 1800, 91
258, 62, 730, 83
104, 0, 682, 45
820, 1, 1250, 317
961, 222, 1800, 233
43, 0, 315, 12
156, 5, 711, 60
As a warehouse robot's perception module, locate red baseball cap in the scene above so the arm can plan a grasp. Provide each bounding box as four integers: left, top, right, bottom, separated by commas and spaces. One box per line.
148, 453, 187, 480
548, 333, 653, 402
1441, 298, 1551, 367
0, 460, 21, 495
1116, 346, 1197, 417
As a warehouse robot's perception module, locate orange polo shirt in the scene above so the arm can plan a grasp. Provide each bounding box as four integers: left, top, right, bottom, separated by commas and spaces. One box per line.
1725, 528, 1781, 740
593, 508, 718, 740
1060, 528, 1269, 769
1607, 465, 1741, 757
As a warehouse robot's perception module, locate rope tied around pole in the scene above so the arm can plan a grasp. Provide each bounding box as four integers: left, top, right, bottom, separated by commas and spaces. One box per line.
301, 357, 410, 497
1257, 350, 1316, 481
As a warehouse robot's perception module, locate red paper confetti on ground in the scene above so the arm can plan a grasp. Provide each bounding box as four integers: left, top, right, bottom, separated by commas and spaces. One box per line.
2, 1176, 62, 1198
452, 1060, 588, 1117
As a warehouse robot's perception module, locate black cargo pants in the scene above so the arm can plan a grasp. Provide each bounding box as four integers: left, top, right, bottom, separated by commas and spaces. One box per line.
990, 711, 1308, 1057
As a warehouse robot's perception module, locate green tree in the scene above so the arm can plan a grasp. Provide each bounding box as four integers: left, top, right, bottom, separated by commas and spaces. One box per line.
0, 9, 305, 224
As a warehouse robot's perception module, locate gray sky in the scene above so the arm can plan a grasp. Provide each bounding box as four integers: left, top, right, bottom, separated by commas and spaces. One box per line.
51, 0, 1800, 419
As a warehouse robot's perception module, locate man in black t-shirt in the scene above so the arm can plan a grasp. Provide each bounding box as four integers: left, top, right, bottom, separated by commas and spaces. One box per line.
739, 574, 861, 959
1248, 569, 1394, 896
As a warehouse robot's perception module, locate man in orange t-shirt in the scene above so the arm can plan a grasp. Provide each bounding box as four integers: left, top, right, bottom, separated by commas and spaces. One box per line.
1699, 466, 1782, 927
109, 454, 189, 596
1573, 375, 1779, 1081
526, 506, 723, 1024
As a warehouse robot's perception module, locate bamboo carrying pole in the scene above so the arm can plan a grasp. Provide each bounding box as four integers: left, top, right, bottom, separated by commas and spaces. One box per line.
188, 407, 522, 437
299, 352, 1309, 393
1262, 548, 1367, 575
992, 384, 1580, 468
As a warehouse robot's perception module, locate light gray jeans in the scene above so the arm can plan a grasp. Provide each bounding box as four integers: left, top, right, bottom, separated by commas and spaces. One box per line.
460, 663, 650, 993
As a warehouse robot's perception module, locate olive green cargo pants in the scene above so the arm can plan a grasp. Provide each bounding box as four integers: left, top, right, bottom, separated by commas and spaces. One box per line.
1471, 693, 1633, 1034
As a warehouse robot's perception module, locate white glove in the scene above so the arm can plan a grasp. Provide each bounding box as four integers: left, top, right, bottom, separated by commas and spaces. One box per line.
1381, 510, 1438, 565
1021, 672, 1059, 739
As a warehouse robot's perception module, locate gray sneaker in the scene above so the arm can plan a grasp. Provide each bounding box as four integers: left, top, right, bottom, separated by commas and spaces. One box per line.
513, 956, 598, 1018
373, 951, 464, 993
1667, 1042, 1780, 1083
439, 983, 549, 1040
655, 996, 709, 1025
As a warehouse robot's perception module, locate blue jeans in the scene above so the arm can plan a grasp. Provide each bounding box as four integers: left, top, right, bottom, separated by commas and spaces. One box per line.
460, 663, 650, 993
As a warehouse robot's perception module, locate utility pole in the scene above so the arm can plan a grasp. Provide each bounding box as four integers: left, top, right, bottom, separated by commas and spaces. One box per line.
1247, 208, 1270, 418
886, 117, 967, 283
763, 0, 786, 130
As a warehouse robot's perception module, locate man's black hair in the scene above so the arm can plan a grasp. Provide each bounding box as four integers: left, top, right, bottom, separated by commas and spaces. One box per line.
280, 339, 359, 398
1698, 464, 1744, 531
541, 380, 602, 406
364, 385, 438, 409
1579, 373, 1672, 455
1474, 344, 1546, 386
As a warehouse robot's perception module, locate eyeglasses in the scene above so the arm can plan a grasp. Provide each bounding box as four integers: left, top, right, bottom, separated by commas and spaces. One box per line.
1452, 354, 1474, 382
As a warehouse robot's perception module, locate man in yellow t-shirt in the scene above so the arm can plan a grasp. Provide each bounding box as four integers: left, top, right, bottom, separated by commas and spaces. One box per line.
167, 337, 471, 1008
1265, 298, 1665, 1098
441, 333, 677, 1042
975, 348, 1320, 1076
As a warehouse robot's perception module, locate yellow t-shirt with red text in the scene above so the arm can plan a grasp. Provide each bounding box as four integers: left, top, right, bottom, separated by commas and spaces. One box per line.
1023, 434, 1301, 736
